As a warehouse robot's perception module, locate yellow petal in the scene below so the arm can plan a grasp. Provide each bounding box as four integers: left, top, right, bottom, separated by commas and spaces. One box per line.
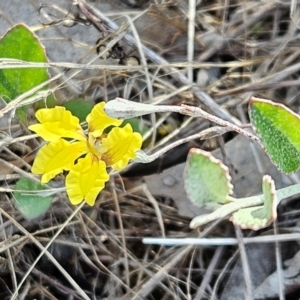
29, 106, 85, 142
101, 123, 142, 170
32, 139, 87, 184
87, 102, 122, 137
65, 154, 109, 206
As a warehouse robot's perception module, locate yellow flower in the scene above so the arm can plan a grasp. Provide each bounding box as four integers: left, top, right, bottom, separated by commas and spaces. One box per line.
29, 102, 143, 206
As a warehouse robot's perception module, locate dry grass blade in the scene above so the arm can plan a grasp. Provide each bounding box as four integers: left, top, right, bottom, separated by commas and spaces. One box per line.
0, 204, 90, 300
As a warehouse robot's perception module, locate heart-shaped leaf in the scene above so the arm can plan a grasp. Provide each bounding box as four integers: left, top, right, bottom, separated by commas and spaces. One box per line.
249, 97, 300, 173
230, 175, 277, 230
184, 148, 233, 208
13, 178, 52, 220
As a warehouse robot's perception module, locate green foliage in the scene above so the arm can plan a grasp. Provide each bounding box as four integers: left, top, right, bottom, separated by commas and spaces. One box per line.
186, 150, 280, 231
184, 148, 233, 208
230, 175, 277, 230
121, 118, 148, 135
63, 99, 94, 123
184, 98, 300, 230
13, 178, 52, 220
249, 97, 300, 173
0, 24, 49, 121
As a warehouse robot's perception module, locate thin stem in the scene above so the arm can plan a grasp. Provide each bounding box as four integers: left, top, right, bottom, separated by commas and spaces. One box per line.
106, 98, 263, 150
135, 126, 232, 163
189, 182, 300, 229
276, 182, 300, 202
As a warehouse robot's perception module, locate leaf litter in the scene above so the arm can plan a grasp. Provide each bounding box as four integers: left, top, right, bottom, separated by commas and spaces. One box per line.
1, 0, 300, 299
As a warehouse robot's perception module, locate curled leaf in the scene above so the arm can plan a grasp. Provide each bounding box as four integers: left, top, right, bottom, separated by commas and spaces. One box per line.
230, 175, 277, 230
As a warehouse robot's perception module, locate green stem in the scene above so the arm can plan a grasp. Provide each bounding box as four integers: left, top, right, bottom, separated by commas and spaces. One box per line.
190, 182, 300, 229
190, 195, 263, 229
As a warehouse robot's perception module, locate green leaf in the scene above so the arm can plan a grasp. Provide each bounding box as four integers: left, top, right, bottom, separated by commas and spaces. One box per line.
63, 99, 93, 123
121, 118, 149, 135
230, 175, 277, 230
0, 24, 49, 121
249, 97, 300, 173
184, 148, 233, 208
13, 178, 52, 220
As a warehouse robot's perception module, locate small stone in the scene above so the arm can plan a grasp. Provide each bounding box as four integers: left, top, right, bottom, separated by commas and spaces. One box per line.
163, 175, 176, 187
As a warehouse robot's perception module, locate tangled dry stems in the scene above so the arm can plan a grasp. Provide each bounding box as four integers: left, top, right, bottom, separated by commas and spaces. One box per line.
1, 0, 300, 299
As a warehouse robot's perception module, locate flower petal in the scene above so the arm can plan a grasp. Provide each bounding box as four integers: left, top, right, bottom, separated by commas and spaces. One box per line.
29, 106, 85, 142
101, 123, 142, 170
32, 139, 87, 184
87, 102, 122, 137
65, 154, 109, 206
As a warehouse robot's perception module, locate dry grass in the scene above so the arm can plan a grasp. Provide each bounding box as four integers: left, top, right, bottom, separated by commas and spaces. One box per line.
1, 0, 300, 299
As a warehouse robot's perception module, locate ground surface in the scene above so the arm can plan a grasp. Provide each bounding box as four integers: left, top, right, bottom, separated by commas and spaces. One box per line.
1, 1, 300, 299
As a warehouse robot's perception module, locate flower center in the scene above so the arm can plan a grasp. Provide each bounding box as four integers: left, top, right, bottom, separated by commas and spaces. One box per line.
87, 133, 108, 158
